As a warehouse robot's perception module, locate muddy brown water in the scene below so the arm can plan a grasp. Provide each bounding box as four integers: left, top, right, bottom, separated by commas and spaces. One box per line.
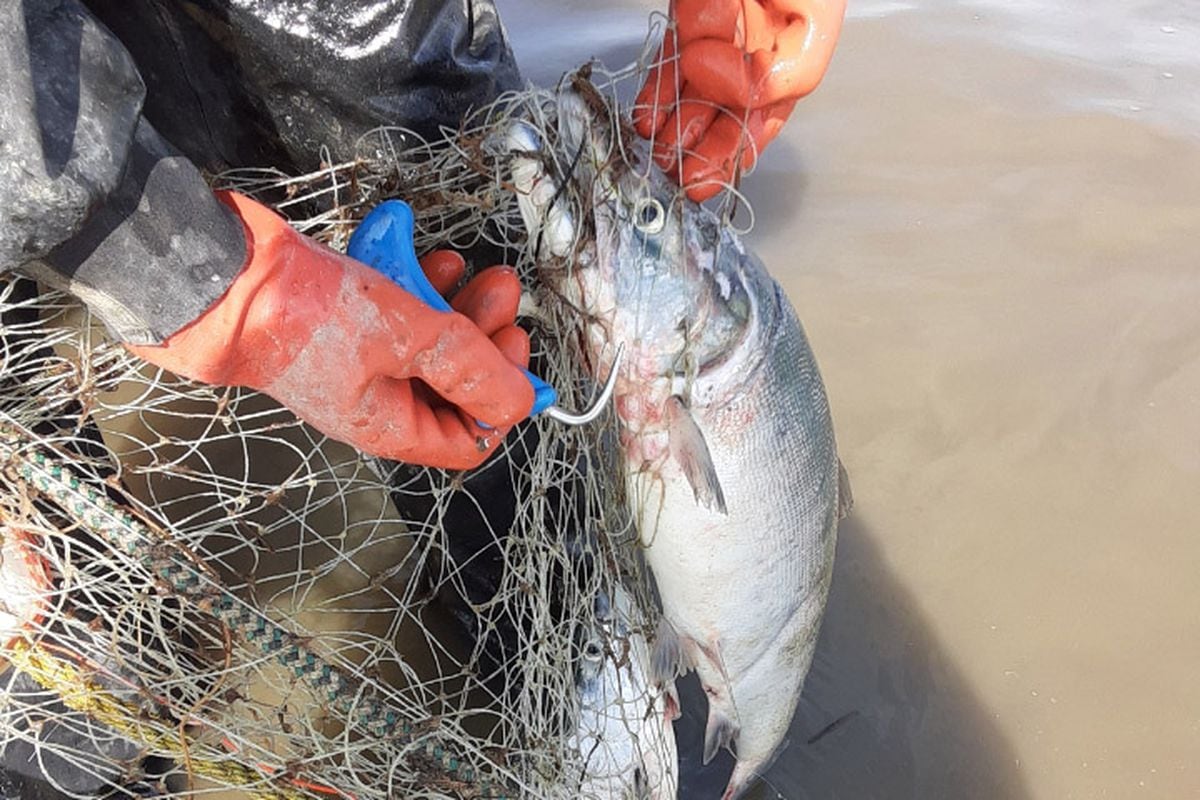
505, 2, 1200, 798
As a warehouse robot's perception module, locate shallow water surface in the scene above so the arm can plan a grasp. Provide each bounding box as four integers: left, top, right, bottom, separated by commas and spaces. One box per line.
506, 2, 1200, 798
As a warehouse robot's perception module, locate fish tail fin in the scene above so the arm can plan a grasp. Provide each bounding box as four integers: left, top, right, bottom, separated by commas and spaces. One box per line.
720, 759, 762, 800
703, 702, 739, 765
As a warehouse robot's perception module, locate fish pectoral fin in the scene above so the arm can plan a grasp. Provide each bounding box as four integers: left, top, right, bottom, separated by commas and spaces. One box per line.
651, 616, 693, 684
837, 458, 854, 520
703, 703, 740, 765
665, 396, 728, 515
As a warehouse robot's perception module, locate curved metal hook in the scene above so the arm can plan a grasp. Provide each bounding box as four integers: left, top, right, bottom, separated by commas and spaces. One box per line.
543, 343, 625, 426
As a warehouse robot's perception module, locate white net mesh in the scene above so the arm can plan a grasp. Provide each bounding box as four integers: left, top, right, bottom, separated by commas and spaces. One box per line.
0, 61, 688, 800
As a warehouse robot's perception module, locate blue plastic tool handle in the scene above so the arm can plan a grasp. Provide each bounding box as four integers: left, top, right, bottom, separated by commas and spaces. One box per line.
347, 200, 556, 415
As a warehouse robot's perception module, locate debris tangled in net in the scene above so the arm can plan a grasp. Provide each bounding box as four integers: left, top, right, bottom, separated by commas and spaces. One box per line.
0, 64, 683, 800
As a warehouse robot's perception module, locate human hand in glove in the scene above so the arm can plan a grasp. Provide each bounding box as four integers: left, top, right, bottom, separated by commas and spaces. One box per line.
634, 0, 846, 202
128, 191, 534, 469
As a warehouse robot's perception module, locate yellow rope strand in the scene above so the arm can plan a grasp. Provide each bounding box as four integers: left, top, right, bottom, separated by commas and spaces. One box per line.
6, 638, 306, 800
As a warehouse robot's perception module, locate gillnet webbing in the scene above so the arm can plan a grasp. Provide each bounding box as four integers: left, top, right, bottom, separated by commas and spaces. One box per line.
0, 37, 760, 797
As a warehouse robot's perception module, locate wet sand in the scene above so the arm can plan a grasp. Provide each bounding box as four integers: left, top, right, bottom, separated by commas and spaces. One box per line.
508, 3, 1200, 798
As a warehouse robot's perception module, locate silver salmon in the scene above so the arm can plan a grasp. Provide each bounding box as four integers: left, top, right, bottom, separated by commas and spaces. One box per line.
505, 76, 850, 800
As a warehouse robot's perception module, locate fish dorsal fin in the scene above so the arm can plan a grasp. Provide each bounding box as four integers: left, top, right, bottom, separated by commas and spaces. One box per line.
837, 458, 854, 520
665, 396, 728, 515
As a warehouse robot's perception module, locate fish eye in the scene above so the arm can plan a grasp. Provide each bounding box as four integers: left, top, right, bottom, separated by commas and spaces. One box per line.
634, 197, 665, 234
583, 639, 604, 662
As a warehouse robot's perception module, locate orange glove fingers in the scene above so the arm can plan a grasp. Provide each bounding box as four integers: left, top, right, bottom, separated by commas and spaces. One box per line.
678, 39, 823, 110
634, 29, 679, 139
674, 0, 741, 44
735, 97, 798, 167
636, 0, 845, 200
774, 0, 848, 40
678, 39, 757, 110
651, 90, 720, 177
678, 129, 736, 203
376, 260, 529, 432
426, 321, 533, 467
769, 0, 846, 97
415, 400, 515, 471
400, 310, 534, 428
742, 0, 777, 52
490, 326, 532, 368
418, 249, 466, 296
447, 265, 522, 337
754, 10, 844, 104
349, 378, 496, 470
677, 97, 796, 202
678, 168, 724, 203
674, 107, 754, 202
432, 405, 508, 470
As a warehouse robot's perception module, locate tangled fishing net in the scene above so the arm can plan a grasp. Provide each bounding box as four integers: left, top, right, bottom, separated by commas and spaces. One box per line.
0, 27, 766, 799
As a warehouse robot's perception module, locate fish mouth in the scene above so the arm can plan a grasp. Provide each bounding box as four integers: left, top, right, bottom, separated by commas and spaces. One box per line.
501, 73, 650, 261
503, 119, 579, 260
501, 86, 628, 371
502, 80, 687, 284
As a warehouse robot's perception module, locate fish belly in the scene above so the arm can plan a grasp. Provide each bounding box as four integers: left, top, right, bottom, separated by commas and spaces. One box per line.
632, 281, 840, 774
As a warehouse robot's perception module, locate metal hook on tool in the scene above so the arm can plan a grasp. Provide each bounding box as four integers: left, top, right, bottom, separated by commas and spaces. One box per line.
542, 343, 625, 426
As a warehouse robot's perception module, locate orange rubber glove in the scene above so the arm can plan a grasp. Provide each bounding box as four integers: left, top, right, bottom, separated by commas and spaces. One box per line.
634, 0, 846, 202
128, 191, 534, 470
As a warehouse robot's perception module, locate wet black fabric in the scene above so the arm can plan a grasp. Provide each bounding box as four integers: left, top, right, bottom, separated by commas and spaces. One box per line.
1, 0, 523, 342
27, 118, 249, 344
84, 0, 523, 175
0, 1, 145, 272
